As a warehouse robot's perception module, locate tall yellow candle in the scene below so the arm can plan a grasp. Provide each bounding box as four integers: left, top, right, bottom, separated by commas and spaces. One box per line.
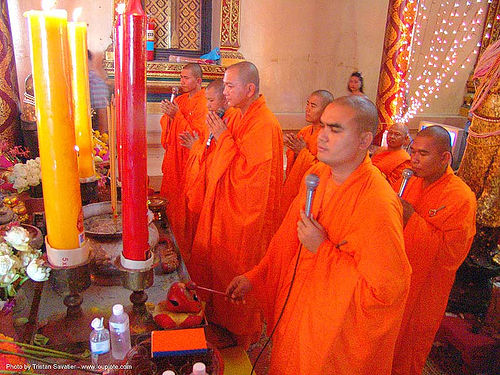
68, 21, 95, 179
26, 9, 84, 250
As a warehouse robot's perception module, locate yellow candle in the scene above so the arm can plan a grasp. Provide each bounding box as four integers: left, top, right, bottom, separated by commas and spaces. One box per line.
68, 21, 95, 179
26, 9, 84, 250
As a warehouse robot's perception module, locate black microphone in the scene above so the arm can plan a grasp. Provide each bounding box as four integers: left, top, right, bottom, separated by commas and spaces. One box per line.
206, 109, 225, 148
398, 168, 414, 197
304, 174, 320, 218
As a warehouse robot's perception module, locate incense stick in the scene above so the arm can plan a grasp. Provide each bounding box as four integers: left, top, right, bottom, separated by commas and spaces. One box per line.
108, 100, 118, 225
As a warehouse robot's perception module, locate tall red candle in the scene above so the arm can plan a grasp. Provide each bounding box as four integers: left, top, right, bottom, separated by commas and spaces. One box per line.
116, 0, 148, 262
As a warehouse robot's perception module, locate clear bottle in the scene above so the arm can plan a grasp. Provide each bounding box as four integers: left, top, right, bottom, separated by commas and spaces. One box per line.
191, 362, 208, 375
89, 317, 110, 367
109, 304, 132, 360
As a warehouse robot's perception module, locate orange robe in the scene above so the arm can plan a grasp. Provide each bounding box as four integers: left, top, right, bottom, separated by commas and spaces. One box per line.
246, 157, 411, 375
188, 96, 283, 341
181, 107, 241, 260
371, 148, 411, 185
280, 124, 320, 220
392, 166, 476, 375
160, 90, 207, 254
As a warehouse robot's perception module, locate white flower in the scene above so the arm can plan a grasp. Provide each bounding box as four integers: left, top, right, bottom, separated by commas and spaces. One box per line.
26, 159, 37, 168
4, 226, 31, 251
12, 163, 28, 178
0, 254, 19, 277
0, 268, 19, 285
12, 176, 28, 192
0, 242, 12, 256
26, 174, 40, 186
19, 249, 41, 267
26, 258, 50, 282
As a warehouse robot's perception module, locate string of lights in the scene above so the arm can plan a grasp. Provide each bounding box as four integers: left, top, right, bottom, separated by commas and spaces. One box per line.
393, 0, 492, 123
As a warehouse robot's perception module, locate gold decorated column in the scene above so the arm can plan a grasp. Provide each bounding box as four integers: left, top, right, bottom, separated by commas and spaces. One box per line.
0, 0, 21, 145
219, 0, 244, 65
375, 0, 418, 145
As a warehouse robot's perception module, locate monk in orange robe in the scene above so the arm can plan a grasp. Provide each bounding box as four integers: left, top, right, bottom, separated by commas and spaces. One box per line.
392, 125, 477, 375
371, 123, 411, 185
279, 90, 333, 220
178, 79, 240, 260
227, 96, 411, 374
188, 61, 283, 347
160, 63, 207, 253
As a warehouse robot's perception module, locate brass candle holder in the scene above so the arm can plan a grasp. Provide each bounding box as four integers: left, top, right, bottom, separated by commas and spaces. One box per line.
115, 251, 159, 334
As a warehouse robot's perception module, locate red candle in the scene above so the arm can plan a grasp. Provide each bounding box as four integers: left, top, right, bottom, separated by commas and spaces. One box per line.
116, 0, 148, 262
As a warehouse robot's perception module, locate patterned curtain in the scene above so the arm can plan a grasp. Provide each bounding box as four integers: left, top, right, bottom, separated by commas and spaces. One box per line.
0, 0, 20, 145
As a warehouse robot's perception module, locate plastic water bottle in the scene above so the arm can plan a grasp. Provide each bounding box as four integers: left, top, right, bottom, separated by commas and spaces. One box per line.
109, 304, 131, 360
191, 362, 208, 375
89, 317, 110, 367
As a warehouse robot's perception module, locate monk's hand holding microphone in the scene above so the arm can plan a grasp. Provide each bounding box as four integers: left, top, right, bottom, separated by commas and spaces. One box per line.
398, 168, 415, 226
297, 174, 325, 253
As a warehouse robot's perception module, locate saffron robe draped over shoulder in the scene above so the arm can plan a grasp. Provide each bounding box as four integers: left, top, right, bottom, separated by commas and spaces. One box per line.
160, 90, 207, 253
246, 157, 411, 375
188, 96, 283, 340
180, 107, 241, 260
392, 166, 476, 375
371, 148, 411, 185
280, 124, 321, 220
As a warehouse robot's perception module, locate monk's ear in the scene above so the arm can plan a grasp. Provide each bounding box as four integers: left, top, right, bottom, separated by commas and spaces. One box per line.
359, 131, 373, 150
246, 83, 256, 98
441, 150, 452, 165
196, 77, 202, 86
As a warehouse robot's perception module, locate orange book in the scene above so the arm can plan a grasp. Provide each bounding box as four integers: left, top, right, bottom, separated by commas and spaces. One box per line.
151, 328, 208, 358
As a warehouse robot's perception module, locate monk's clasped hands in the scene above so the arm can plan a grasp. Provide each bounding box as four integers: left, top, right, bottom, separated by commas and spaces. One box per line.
297, 210, 327, 253
179, 130, 199, 149
284, 134, 306, 154
161, 99, 179, 118
206, 111, 228, 141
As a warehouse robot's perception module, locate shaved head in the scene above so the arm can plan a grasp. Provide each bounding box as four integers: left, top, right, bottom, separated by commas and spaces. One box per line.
183, 63, 203, 79
333, 96, 378, 136
389, 123, 409, 137
206, 78, 224, 93
206, 79, 226, 111
417, 125, 452, 153
226, 61, 260, 92
311, 90, 334, 109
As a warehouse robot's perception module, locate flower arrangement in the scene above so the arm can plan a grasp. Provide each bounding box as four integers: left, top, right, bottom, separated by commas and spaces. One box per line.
6, 158, 42, 193
0, 224, 50, 310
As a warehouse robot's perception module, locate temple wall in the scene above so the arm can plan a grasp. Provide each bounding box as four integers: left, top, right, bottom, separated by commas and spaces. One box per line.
9, 0, 472, 131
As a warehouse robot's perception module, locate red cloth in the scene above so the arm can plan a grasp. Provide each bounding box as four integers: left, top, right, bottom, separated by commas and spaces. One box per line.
188, 96, 283, 341
392, 166, 477, 375
246, 157, 411, 375
436, 316, 499, 373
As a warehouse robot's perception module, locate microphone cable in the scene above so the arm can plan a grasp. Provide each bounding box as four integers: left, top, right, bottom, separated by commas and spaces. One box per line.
250, 245, 303, 375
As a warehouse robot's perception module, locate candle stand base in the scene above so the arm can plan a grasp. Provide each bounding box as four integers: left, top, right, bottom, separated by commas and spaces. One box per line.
115, 253, 159, 334
38, 261, 93, 347
80, 176, 98, 206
